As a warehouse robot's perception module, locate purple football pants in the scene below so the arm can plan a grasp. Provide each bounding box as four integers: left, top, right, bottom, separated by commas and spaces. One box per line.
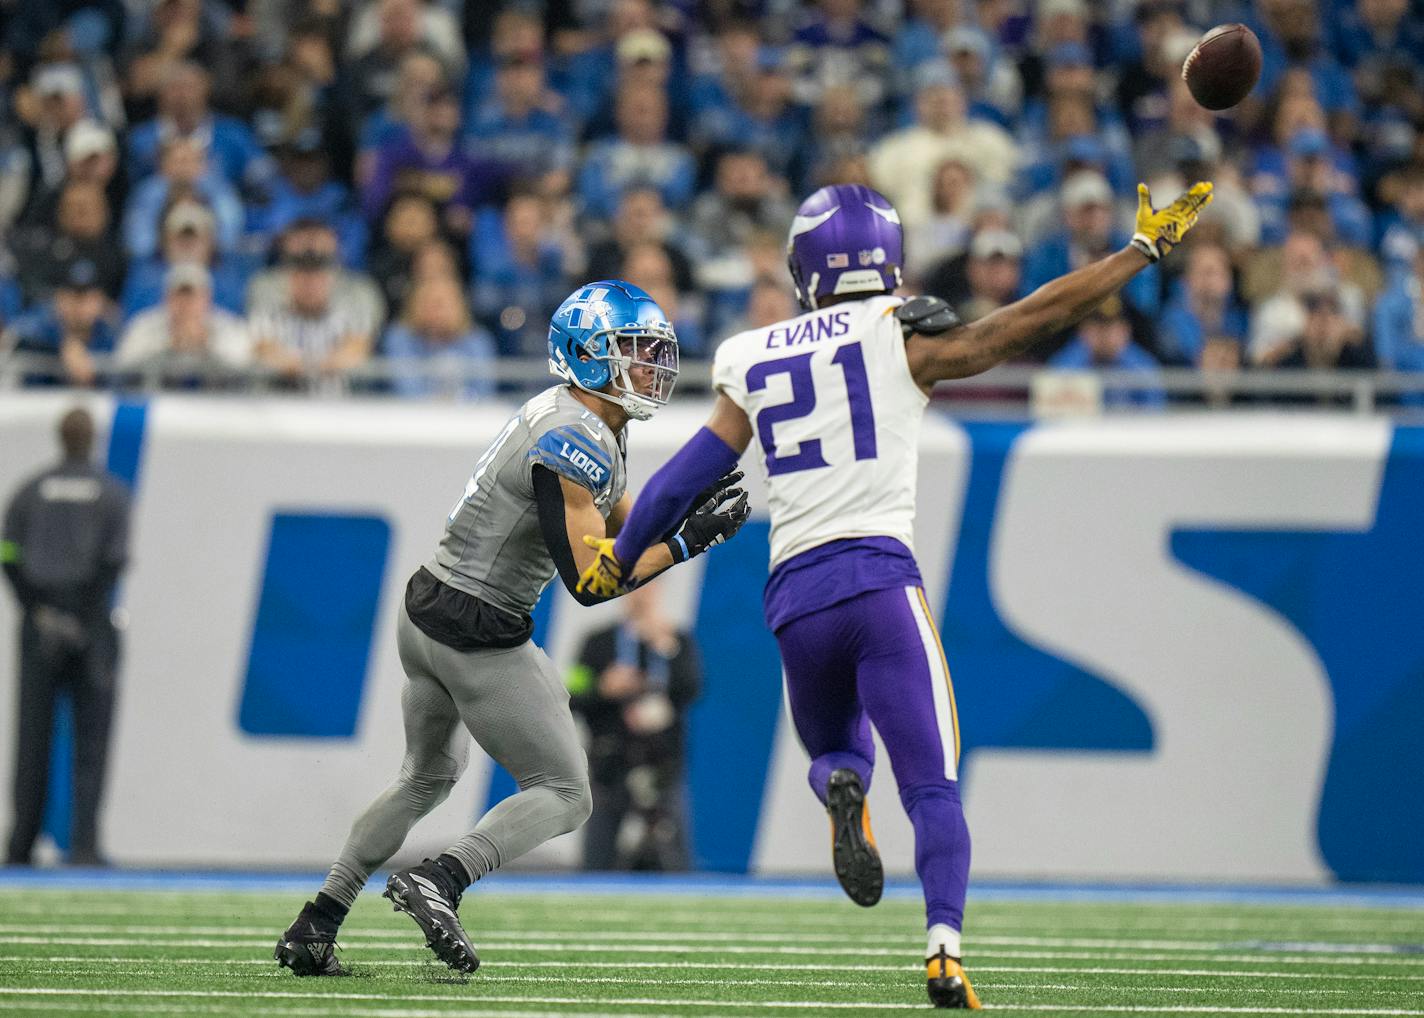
777, 585, 971, 932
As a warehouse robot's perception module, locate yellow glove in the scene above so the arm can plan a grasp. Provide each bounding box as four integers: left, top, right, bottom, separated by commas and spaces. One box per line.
1131, 181, 1213, 262
576, 535, 630, 598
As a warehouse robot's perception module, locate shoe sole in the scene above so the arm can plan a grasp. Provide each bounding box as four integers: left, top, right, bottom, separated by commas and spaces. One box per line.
384, 874, 480, 974
273, 938, 345, 977
826, 769, 883, 907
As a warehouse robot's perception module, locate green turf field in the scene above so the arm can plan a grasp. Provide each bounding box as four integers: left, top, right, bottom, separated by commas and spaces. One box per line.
1, 883, 1422, 1016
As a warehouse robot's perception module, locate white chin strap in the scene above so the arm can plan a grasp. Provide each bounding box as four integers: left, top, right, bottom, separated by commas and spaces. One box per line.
582, 385, 658, 421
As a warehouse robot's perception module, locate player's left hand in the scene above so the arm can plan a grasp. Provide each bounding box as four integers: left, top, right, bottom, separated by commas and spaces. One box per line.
577, 535, 630, 597
674, 487, 750, 561
1131, 181, 1213, 261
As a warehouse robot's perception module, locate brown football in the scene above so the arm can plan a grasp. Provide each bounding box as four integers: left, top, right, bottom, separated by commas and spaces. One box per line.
1182, 23, 1262, 111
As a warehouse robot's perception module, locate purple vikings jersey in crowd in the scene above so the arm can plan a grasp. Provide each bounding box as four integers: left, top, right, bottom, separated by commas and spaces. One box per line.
713, 184, 971, 939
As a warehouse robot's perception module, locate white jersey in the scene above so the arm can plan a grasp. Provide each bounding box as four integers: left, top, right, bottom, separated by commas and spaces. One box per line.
712, 295, 927, 568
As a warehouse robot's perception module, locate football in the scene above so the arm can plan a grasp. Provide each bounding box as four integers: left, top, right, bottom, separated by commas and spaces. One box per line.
1181, 23, 1262, 110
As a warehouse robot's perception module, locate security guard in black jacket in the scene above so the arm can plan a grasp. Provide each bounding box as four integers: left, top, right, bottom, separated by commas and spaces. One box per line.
2, 407, 130, 865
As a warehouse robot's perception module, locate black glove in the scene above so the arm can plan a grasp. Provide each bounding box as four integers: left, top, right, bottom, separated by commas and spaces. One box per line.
667, 484, 751, 563
662, 469, 745, 541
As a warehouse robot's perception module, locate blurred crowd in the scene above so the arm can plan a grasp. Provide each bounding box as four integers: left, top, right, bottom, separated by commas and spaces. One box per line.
0, 0, 1422, 398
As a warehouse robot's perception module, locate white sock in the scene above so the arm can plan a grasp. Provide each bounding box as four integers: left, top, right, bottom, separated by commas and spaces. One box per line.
927, 923, 961, 960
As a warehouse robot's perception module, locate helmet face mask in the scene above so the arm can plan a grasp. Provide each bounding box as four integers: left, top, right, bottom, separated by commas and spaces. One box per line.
549, 281, 679, 420
786, 184, 904, 311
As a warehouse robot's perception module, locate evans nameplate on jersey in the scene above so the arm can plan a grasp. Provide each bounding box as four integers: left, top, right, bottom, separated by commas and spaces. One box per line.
766, 309, 852, 349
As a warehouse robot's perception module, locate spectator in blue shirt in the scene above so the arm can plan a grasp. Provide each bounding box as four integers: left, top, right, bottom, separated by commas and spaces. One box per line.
248, 128, 367, 270
1158, 243, 1249, 366
1378, 165, 1424, 278
124, 137, 244, 260
1248, 0, 1360, 122
892, 0, 961, 84
4, 257, 118, 388
942, 26, 1022, 128
690, 47, 810, 190
577, 82, 696, 221
1049, 295, 1166, 409
356, 50, 447, 174
126, 62, 273, 195
471, 193, 567, 359
1330, 0, 1424, 69
119, 199, 249, 320
463, 50, 574, 187
688, 23, 762, 127
1021, 170, 1160, 316
384, 273, 496, 399
1254, 129, 1371, 247
1372, 248, 1424, 375
581, 30, 690, 144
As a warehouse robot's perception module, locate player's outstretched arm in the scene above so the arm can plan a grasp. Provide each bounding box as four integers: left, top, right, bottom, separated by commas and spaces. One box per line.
578, 395, 754, 598
533, 467, 671, 605
906, 182, 1213, 386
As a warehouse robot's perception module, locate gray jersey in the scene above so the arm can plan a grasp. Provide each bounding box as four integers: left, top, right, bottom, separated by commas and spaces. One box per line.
426, 385, 627, 616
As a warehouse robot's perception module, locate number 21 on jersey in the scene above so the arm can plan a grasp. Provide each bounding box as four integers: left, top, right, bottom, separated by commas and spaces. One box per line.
746, 342, 878, 476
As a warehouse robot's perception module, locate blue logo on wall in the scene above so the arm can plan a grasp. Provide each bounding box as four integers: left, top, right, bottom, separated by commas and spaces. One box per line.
238, 513, 392, 738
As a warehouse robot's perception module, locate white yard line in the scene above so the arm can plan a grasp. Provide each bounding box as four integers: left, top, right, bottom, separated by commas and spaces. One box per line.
3, 937, 1424, 968
3, 926, 1421, 958
1, 988, 1424, 1016
6, 955, 1424, 981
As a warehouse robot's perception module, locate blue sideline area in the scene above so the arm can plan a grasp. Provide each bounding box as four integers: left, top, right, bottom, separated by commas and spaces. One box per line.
2, 867, 1423, 910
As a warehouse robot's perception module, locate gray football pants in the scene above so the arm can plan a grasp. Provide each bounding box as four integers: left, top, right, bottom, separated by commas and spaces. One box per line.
319, 605, 592, 909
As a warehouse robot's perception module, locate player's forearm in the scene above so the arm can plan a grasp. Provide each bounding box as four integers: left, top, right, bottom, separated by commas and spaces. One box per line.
947, 247, 1149, 378
630, 544, 674, 583
612, 427, 740, 567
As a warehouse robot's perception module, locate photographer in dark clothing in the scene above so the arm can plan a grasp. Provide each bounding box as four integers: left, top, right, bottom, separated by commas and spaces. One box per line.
2, 407, 130, 866
569, 579, 701, 871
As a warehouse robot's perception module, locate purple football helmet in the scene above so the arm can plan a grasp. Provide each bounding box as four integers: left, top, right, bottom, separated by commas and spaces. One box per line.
786, 184, 904, 310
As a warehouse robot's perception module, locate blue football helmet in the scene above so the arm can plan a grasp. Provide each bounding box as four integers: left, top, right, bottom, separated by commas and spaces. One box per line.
548, 280, 679, 421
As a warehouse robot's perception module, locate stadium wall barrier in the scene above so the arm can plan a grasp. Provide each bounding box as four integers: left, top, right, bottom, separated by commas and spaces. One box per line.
0, 394, 1419, 883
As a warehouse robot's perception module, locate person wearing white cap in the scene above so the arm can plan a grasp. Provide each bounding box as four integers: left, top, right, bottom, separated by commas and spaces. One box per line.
114, 261, 252, 376
868, 61, 1019, 225
1022, 170, 1163, 317
26, 63, 90, 191
118, 198, 251, 319
15, 120, 122, 233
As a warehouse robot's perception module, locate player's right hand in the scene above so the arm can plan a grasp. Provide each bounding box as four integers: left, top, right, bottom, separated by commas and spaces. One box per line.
577, 535, 630, 598
1130, 181, 1213, 262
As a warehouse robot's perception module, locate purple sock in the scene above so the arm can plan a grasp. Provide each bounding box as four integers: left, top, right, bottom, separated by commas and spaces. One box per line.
808, 751, 874, 805
900, 779, 971, 930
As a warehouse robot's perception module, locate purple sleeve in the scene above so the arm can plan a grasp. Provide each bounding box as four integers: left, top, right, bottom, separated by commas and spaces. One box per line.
361, 142, 401, 222
614, 427, 740, 567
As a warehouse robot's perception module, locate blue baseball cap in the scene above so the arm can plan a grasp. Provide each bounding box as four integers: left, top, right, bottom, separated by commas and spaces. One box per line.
1046, 41, 1092, 70
1289, 128, 1330, 159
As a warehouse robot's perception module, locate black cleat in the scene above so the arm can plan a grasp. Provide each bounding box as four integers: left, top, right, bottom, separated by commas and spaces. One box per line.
927, 947, 982, 1009
274, 905, 346, 977
384, 863, 480, 974
826, 768, 883, 907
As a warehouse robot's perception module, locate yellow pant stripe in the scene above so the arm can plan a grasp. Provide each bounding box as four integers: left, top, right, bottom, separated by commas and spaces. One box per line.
915, 587, 961, 765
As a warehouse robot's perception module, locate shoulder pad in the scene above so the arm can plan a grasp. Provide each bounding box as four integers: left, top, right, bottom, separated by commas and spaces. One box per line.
529, 425, 613, 493
895, 296, 961, 337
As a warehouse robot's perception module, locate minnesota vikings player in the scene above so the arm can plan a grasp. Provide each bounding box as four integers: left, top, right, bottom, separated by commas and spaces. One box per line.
578, 182, 1212, 1008
274, 280, 748, 977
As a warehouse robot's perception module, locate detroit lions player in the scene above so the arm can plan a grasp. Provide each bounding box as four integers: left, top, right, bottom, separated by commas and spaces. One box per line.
274, 280, 748, 977
577, 181, 1212, 1008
